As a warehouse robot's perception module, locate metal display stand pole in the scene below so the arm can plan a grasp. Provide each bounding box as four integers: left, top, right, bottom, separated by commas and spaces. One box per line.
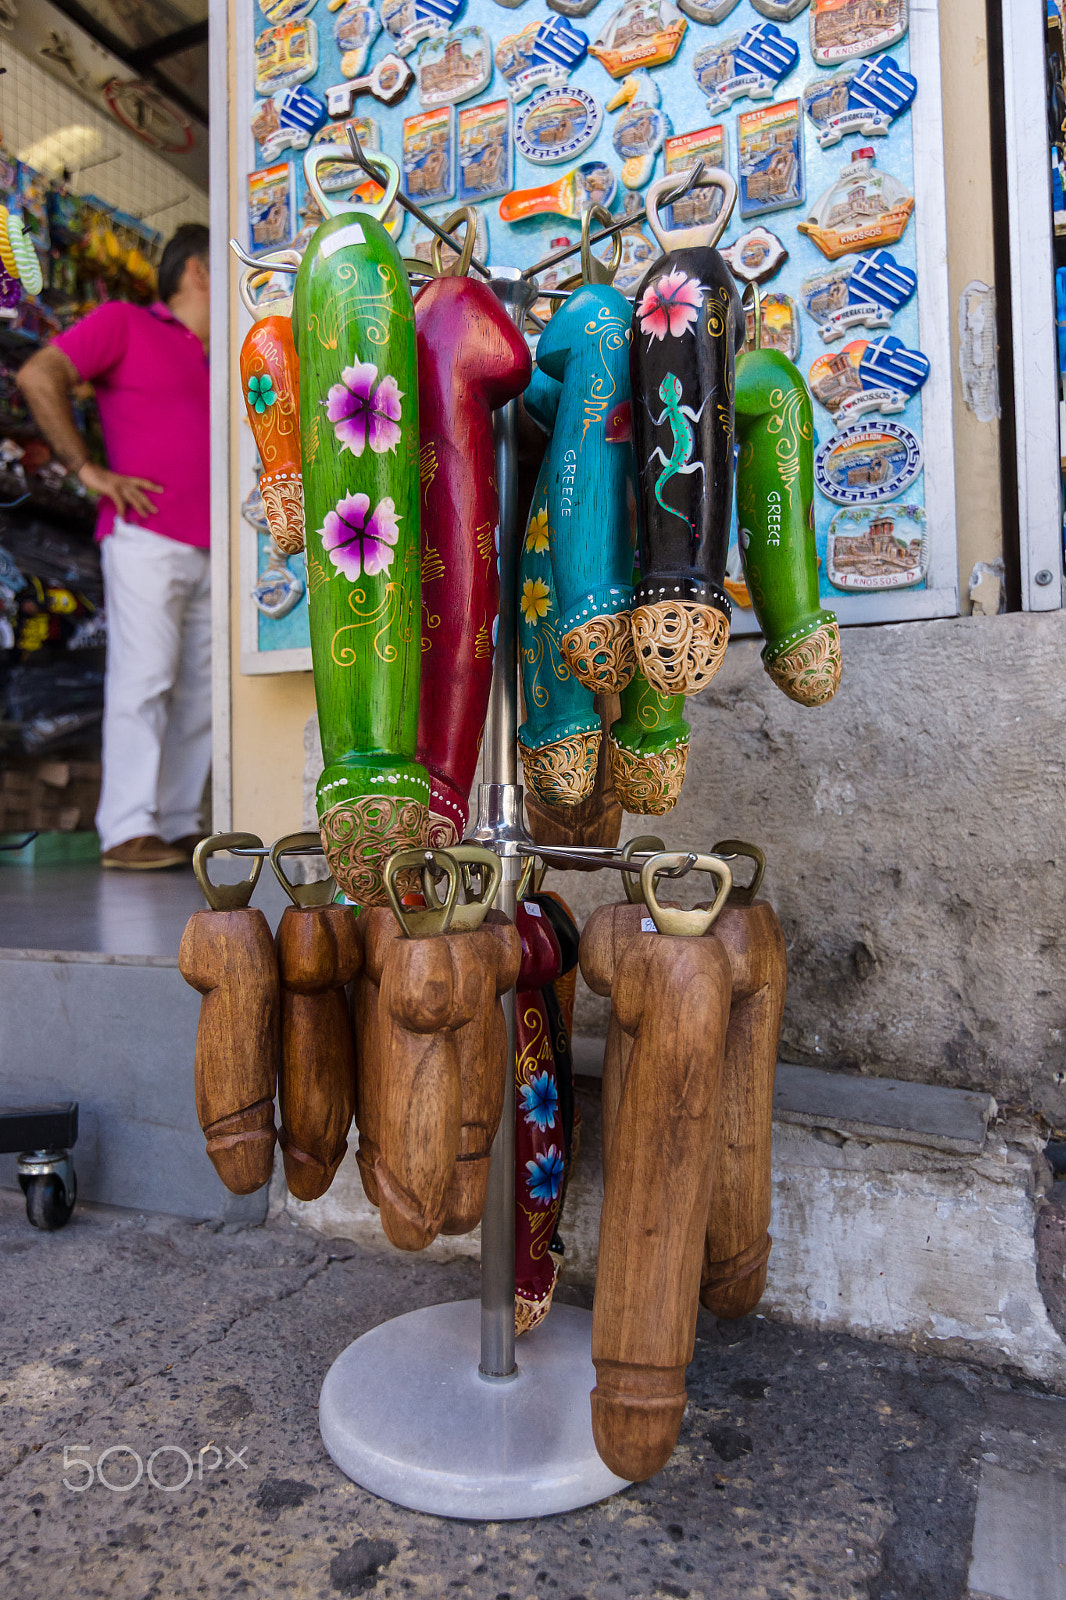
318, 270, 630, 1519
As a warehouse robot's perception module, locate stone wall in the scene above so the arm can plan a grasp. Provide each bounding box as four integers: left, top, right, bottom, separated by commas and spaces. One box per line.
304, 610, 1066, 1126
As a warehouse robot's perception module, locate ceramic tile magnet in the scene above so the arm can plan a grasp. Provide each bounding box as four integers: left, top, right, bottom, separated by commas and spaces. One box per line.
515, 86, 603, 164
812, 335, 929, 430
259, 0, 317, 22
738, 99, 804, 218
496, 17, 591, 103
803, 54, 916, 147
750, 0, 809, 17
458, 99, 514, 202
826, 502, 926, 590
334, 0, 382, 78
692, 24, 799, 116
662, 124, 727, 231
248, 161, 297, 254
810, 0, 908, 66
589, 0, 688, 79
721, 225, 788, 283
547, 0, 602, 20
607, 71, 671, 190
382, 0, 466, 58
813, 417, 923, 505
324, 54, 415, 116
417, 25, 494, 107
798, 147, 913, 260
744, 290, 799, 359
676, 0, 740, 24
801, 249, 917, 341
254, 19, 319, 95
403, 106, 457, 204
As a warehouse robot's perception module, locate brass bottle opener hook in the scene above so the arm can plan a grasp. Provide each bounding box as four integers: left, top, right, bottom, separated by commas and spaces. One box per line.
192, 832, 266, 912
712, 838, 766, 905
384, 848, 461, 937
640, 851, 733, 935
741, 281, 763, 351
269, 831, 336, 908
446, 844, 504, 930
621, 835, 667, 906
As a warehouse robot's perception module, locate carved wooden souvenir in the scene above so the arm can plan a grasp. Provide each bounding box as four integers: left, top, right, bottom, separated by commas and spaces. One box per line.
271, 835, 363, 1202
629, 169, 744, 698
239, 253, 304, 555
734, 336, 842, 706
514, 898, 565, 1334
178, 837, 279, 1196
536, 262, 636, 692
530, 890, 580, 1217
351, 904, 405, 1207
588, 919, 732, 1480
699, 893, 786, 1320
608, 669, 690, 814
293, 149, 430, 905
414, 228, 532, 845
519, 369, 601, 808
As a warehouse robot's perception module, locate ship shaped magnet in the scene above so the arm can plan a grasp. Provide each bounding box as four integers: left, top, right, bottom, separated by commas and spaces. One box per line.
381, 0, 466, 58
814, 418, 922, 505
826, 502, 926, 590
797, 147, 913, 260
801, 249, 916, 341
607, 71, 671, 188
810, 334, 928, 428
803, 55, 916, 147
589, 0, 688, 79
334, 1, 381, 78
514, 86, 603, 164
810, 0, 908, 66
417, 26, 494, 106
692, 24, 799, 116
496, 17, 591, 102
721, 225, 788, 283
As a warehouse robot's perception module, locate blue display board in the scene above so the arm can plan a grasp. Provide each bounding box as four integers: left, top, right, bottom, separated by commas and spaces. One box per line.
236, 0, 957, 668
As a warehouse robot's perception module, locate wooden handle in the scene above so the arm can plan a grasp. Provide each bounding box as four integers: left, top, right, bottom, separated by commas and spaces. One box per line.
441, 912, 522, 1235
629, 236, 744, 697
293, 205, 430, 905
414, 274, 532, 845
592, 932, 732, 1481
536, 283, 636, 696
351, 905, 404, 1207
178, 908, 280, 1196
699, 901, 786, 1320
374, 932, 482, 1250
275, 904, 363, 1201
734, 346, 841, 707
240, 312, 304, 554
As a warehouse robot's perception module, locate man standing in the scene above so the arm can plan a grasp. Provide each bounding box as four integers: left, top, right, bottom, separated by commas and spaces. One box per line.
18, 224, 212, 869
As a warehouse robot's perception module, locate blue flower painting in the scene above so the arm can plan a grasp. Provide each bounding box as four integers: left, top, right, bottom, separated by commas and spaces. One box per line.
526, 1146, 564, 1206
520, 1071, 558, 1132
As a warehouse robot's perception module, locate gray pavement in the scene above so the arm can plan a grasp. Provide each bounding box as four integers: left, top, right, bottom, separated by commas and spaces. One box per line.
2, 1189, 1065, 1600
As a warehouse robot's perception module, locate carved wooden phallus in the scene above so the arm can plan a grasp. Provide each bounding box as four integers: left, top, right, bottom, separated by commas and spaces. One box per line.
239, 253, 305, 554
629, 170, 744, 697
514, 897, 565, 1335
414, 261, 532, 846
293, 149, 429, 905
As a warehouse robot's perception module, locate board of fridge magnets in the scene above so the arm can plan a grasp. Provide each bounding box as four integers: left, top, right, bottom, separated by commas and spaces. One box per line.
234, 0, 957, 669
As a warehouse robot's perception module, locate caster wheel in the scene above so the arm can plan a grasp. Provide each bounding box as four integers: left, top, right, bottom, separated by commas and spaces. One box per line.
19, 1171, 76, 1230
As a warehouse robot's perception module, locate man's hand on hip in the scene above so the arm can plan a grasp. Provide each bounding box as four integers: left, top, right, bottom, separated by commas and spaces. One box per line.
77, 463, 163, 519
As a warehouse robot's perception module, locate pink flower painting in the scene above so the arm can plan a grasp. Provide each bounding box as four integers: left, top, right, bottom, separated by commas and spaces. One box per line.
326, 361, 403, 457
320, 492, 400, 581
636, 268, 704, 342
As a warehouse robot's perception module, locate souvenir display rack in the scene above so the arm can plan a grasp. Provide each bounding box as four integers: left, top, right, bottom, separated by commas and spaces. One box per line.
234, 0, 958, 675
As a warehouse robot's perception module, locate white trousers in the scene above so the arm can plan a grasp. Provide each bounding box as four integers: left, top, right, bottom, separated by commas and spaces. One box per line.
96, 519, 212, 851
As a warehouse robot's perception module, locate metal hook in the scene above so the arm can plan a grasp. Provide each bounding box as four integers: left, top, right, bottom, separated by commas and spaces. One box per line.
229, 237, 297, 274
346, 124, 495, 282
742, 282, 762, 351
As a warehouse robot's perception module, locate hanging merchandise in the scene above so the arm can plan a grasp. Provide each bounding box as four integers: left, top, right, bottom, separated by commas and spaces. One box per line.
589, 0, 688, 78
825, 501, 927, 591
325, 53, 416, 115
457, 99, 514, 200
745, 290, 799, 359
662, 125, 726, 230
734, 291, 842, 706
628, 168, 743, 697
255, 18, 320, 94
808, 333, 929, 428
514, 896, 565, 1335
536, 208, 636, 694
334, 0, 383, 78
499, 159, 616, 221
676, 0, 739, 22
293, 149, 430, 903
413, 210, 532, 845
721, 225, 788, 283
495, 17, 591, 102
239, 252, 305, 554
416, 26, 495, 106
253, 84, 330, 161
382, 0, 467, 58
737, 98, 804, 218
813, 417, 923, 505
252, 541, 306, 617
403, 106, 457, 202
518, 366, 602, 807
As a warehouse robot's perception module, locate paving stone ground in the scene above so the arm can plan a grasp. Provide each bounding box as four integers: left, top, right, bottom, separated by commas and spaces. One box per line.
2, 1189, 1065, 1600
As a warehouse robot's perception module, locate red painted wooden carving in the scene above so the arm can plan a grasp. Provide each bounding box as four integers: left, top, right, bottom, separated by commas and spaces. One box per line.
514, 898, 564, 1337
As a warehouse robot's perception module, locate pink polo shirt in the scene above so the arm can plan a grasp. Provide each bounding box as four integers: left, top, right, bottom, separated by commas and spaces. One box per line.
53, 299, 210, 549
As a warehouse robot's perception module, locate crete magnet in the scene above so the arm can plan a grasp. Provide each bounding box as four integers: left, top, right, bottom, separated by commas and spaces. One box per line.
515, 87, 602, 164
458, 99, 513, 201
744, 291, 799, 359
334, 1, 381, 77
663, 124, 727, 231
496, 18, 591, 103
677, 0, 739, 20
254, 19, 318, 95
809, 333, 928, 428
693, 24, 799, 116
417, 25, 493, 106
259, 0, 316, 21
607, 71, 670, 189
801, 250, 917, 342
589, 0, 688, 79
324, 54, 414, 116
814, 418, 922, 504
826, 503, 926, 590
498, 159, 615, 222
803, 55, 916, 147
750, 0, 810, 17
810, 0, 908, 66
721, 225, 788, 283
382, 0, 466, 58
738, 99, 804, 217
798, 147, 913, 260
403, 106, 457, 203
252, 85, 328, 160
248, 161, 296, 253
